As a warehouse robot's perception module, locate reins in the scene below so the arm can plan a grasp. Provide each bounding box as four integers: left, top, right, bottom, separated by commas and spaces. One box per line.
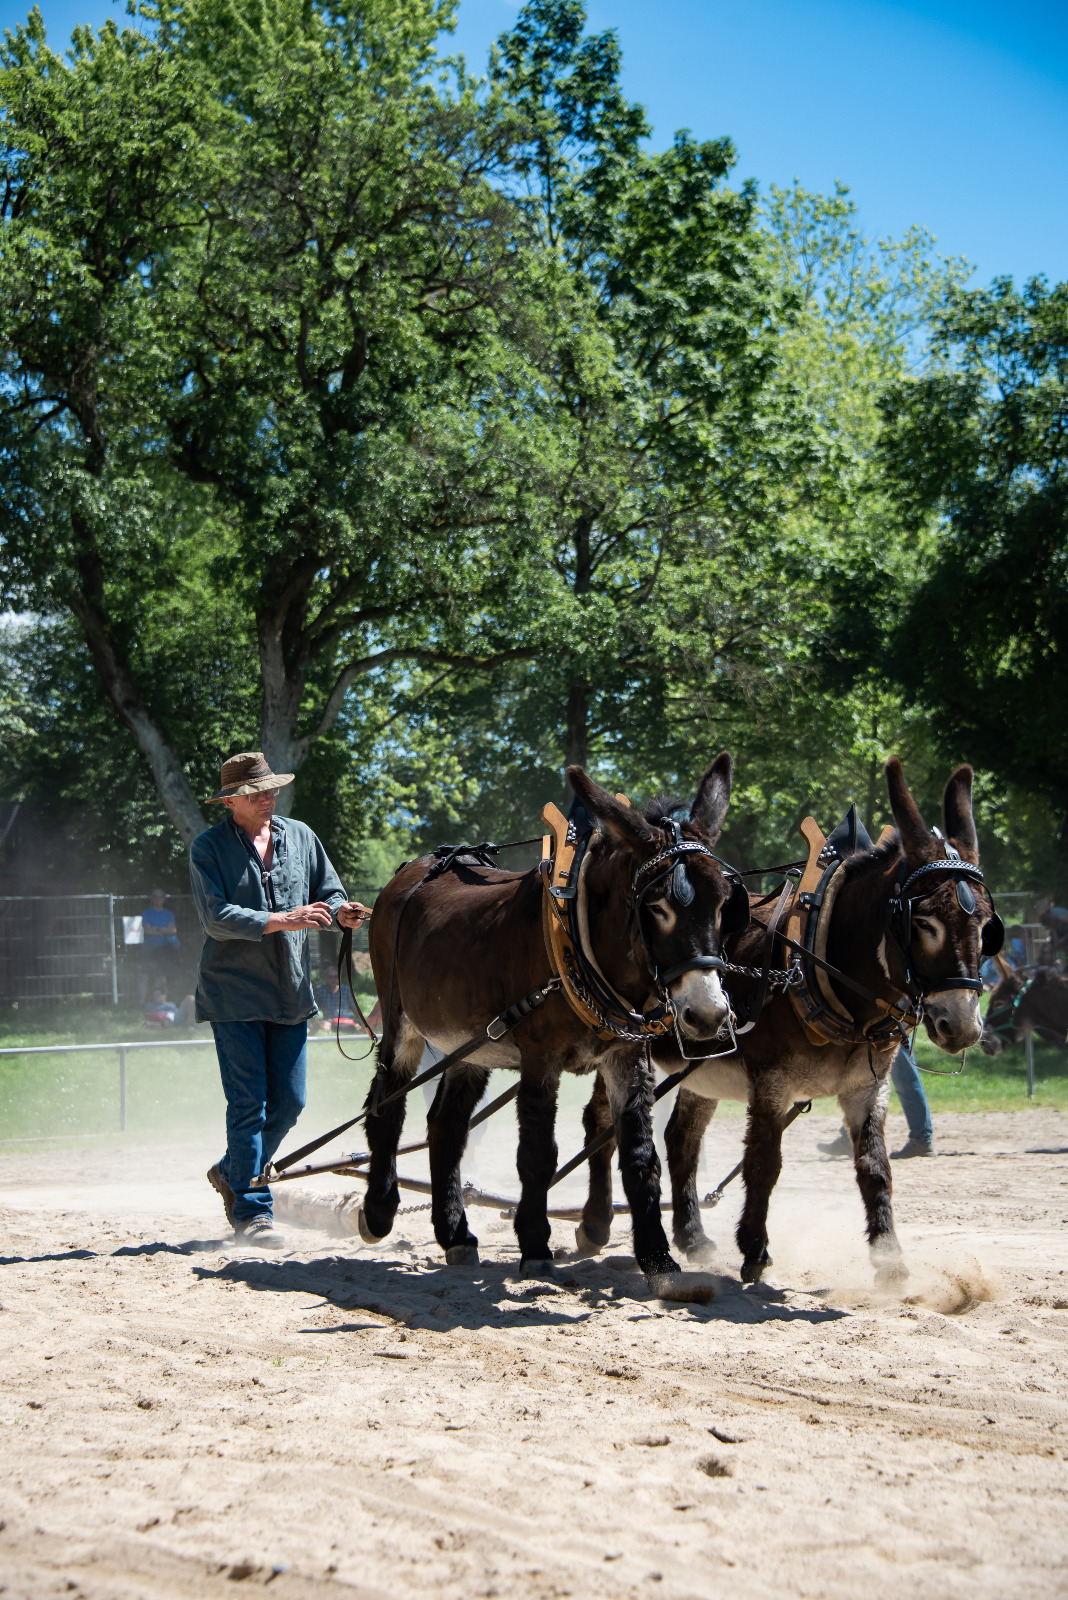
332, 925, 379, 1063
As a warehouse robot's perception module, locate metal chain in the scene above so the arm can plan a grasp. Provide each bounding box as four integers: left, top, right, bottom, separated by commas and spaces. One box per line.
716, 957, 802, 986
561, 947, 670, 1042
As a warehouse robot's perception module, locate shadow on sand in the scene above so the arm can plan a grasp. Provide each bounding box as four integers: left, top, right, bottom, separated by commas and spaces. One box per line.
190, 1247, 849, 1331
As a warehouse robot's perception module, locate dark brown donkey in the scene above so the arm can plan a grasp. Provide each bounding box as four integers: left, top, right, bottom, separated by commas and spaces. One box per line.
360, 757, 744, 1289
577, 760, 995, 1287
982, 965, 1068, 1054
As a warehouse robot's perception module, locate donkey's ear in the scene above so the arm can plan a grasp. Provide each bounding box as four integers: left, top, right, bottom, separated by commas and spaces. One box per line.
690, 752, 733, 842
884, 757, 933, 866
566, 766, 657, 853
942, 764, 979, 864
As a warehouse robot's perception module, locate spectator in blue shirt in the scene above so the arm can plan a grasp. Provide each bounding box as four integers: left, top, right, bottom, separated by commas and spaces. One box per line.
190, 751, 369, 1248
139, 887, 180, 999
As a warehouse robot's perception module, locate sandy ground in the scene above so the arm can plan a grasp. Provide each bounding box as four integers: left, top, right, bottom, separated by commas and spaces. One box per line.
1, 1101, 1067, 1600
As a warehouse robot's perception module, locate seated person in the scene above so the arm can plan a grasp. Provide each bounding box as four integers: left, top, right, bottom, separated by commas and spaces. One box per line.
314, 973, 357, 1030
144, 984, 178, 1027
175, 993, 202, 1027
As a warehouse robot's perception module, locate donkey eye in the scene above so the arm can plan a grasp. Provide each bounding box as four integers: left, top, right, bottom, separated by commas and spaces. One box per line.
914, 918, 937, 935
648, 902, 671, 922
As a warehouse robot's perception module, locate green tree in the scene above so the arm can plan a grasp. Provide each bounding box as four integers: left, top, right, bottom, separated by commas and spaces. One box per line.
155, 0, 546, 808
0, 10, 221, 840
879, 276, 1068, 843
474, 0, 818, 775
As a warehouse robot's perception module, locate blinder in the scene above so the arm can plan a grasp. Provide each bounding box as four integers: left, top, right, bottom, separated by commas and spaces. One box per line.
626, 814, 750, 1004
671, 859, 695, 906
887, 849, 1000, 997
722, 876, 751, 935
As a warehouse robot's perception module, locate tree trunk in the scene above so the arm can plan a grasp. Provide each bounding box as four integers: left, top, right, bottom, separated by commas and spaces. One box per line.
256, 608, 311, 817
67, 588, 207, 848
565, 677, 588, 771
565, 514, 594, 777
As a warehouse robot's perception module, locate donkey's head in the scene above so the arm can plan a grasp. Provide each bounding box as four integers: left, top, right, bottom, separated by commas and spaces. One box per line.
885, 758, 996, 1051
1014, 967, 1068, 1041
567, 754, 748, 1042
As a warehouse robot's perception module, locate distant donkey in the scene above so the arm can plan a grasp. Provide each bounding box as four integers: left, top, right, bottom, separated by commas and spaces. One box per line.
982, 964, 1068, 1055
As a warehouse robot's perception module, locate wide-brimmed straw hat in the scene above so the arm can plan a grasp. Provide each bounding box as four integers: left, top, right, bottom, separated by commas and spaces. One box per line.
207, 751, 295, 804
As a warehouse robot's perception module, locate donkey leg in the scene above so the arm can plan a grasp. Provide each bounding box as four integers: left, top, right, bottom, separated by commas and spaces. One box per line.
359, 1013, 424, 1244
736, 1093, 784, 1284
427, 1064, 490, 1265
840, 1075, 907, 1286
602, 1053, 678, 1281
576, 1073, 616, 1256
514, 1064, 560, 1274
666, 1089, 719, 1260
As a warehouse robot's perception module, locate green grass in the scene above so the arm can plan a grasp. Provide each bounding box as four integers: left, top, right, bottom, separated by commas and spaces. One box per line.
0, 991, 1064, 1144
903, 1027, 1068, 1114
0, 998, 379, 1143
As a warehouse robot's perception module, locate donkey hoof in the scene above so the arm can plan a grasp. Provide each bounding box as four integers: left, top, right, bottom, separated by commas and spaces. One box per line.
357, 1207, 388, 1245
681, 1235, 718, 1264
574, 1223, 607, 1257
874, 1257, 909, 1290
520, 1258, 556, 1279
649, 1271, 717, 1305
445, 1244, 480, 1267
740, 1254, 771, 1285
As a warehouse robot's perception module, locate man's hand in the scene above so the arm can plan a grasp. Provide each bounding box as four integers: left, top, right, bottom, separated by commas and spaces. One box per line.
337, 901, 371, 931
264, 902, 335, 935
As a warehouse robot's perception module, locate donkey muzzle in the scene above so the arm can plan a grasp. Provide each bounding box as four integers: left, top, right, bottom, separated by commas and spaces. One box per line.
923, 988, 983, 1051
669, 965, 730, 1040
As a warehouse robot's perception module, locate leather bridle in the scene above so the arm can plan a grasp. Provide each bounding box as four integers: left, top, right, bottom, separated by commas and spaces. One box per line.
886, 847, 1004, 1003
625, 817, 748, 994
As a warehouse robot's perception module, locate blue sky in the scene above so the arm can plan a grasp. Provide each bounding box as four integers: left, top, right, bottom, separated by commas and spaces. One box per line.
8, 0, 1067, 286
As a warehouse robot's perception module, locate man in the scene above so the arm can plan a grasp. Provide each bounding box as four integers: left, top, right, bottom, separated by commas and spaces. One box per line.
139, 887, 180, 1000
190, 751, 369, 1247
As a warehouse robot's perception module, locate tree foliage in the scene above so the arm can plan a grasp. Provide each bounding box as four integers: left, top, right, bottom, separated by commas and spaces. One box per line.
879, 277, 1068, 835
0, 0, 1062, 898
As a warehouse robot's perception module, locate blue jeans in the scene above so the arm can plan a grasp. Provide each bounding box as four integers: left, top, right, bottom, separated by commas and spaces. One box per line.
891, 1046, 932, 1146
211, 1020, 308, 1223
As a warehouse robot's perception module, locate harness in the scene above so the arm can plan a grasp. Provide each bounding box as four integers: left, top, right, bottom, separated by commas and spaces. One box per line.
772, 808, 1002, 1051
885, 842, 1004, 998
781, 815, 917, 1049
539, 794, 743, 1048
258, 795, 744, 1184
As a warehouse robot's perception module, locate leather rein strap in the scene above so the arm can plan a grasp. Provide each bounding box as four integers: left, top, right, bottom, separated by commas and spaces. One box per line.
334, 925, 379, 1063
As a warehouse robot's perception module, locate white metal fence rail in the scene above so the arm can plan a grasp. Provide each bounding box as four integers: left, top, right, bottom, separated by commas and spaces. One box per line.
0, 1034, 352, 1133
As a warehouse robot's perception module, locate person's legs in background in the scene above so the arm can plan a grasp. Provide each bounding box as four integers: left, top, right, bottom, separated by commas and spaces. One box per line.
819, 1045, 934, 1158
889, 1045, 934, 1156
